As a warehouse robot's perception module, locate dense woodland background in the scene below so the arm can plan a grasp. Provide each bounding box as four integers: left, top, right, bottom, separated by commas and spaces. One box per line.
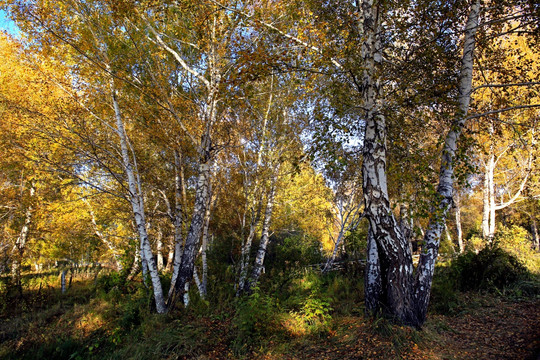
0, 0, 539, 358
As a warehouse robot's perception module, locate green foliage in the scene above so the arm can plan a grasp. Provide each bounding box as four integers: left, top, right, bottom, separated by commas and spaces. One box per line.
288, 292, 333, 336
270, 234, 324, 270
431, 243, 540, 315
94, 271, 125, 295
430, 264, 461, 315
451, 246, 530, 292
232, 287, 278, 354
438, 238, 456, 257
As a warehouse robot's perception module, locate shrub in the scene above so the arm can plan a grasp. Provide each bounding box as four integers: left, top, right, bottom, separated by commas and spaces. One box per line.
287, 292, 333, 336
430, 264, 460, 314
495, 225, 540, 274
95, 271, 125, 294
452, 245, 530, 291
232, 287, 278, 354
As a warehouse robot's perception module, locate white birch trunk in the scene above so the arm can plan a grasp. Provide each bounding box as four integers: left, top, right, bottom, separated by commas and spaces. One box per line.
193, 267, 202, 298
360, 0, 416, 325
455, 191, 464, 253
237, 83, 272, 294
85, 199, 123, 271
156, 228, 164, 271
200, 194, 212, 299
531, 218, 539, 251
166, 244, 175, 273
128, 246, 141, 280
168, 149, 186, 299
169, 146, 212, 307
444, 224, 452, 245
488, 154, 496, 239
237, 223, 258, 295
414, 0, 481, 325
61, 269, 67, 294
364, 225, 381, 315
244, 176, 277, 293
323, 226, 345, 273
110, 79, 166, 313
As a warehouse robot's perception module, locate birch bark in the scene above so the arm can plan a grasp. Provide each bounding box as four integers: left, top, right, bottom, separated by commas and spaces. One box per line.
244, 173, 278, 293
110, 79, 166, 313
455, 191, 464, 253
364, 225, 381, 315
164, 9, 222, 307
169, 138, 212, 307
414, 0, 481, 325
85, 199, 123, 271
168, 149, 187, 299
360, 0, 416, 325
237, 80, 272, 294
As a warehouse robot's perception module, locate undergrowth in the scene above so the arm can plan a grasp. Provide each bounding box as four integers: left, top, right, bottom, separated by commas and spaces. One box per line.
1, 246, 539, 360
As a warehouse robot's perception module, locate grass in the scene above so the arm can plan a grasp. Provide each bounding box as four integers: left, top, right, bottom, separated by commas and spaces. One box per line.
0, 266, 539, 360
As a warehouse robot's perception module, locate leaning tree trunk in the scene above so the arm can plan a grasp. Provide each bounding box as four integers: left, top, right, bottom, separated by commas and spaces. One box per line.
85, 199, 123, 271
168, 135, 213, 308
111, 79, 166, 314
413, 0, 480, 326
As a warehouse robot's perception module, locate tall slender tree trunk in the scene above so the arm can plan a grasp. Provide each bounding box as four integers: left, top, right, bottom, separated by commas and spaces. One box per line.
482, 121, 496, 240
128, 246, 141, 280
110, 79, 166, 313
244, 174, 278, 293
166, 244, 175, 273
482, 164, 491, 238
455, 191, 464, 253
11, 183, 35, 288
169, 135, 213, 307
488, 153, 496, 239
237, 220, 260, 295
156, 228, 164, 271
237, 81, 272, 294
168, 11, 221, 305
168, 149, 187, 298
85, 199, 123, 271
413, 0, 480, 325
199, 188, 213, 299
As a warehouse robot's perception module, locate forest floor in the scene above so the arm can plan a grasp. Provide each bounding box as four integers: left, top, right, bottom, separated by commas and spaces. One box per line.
0, 276, 539, 360
266, 295, 540, 360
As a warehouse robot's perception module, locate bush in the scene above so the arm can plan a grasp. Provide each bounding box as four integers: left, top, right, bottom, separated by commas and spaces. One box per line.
430, 264, 460, 314
452, 245, 530, 292
287, 292, 333, 336
95, 271, 125, 294
495, 225, 540, 274
232, 287, 278, 354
